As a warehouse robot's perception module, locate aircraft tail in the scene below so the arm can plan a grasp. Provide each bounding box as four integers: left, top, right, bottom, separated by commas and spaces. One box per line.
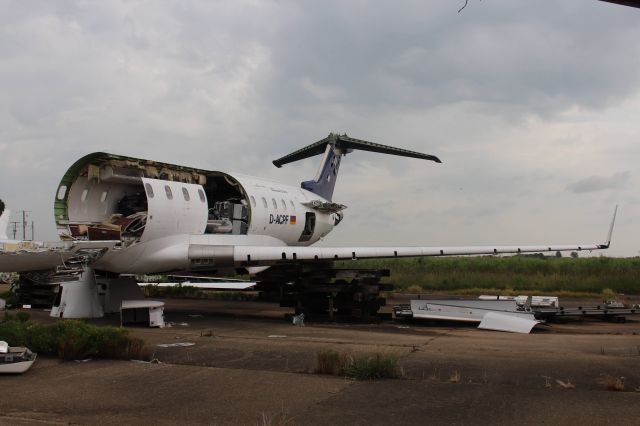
273, 133, 441, 201
0, 204, 9, 241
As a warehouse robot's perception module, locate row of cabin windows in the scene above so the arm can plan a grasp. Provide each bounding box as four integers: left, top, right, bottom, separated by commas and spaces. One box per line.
68, 184, 206, 205
144, 183, 206, 203
249, 195, 296, 212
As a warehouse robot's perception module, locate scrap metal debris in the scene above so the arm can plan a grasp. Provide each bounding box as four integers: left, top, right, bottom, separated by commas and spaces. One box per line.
292, 313, 305, 326
157, 342, 195, 348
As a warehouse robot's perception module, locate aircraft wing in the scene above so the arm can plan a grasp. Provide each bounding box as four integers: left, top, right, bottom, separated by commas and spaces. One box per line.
235, 207, 616, 266
0, 241, 118, 273
235, 242, 607, 265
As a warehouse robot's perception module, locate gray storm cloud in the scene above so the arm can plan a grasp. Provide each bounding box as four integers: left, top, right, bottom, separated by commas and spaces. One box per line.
567, 171, 631, 193
0, 0, 638, 256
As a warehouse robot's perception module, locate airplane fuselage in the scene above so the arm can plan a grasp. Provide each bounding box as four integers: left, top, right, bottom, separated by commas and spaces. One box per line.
54, 153, 340, 274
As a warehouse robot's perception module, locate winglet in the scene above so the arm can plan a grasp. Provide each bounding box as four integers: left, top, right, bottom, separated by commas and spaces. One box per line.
599, 205, 617, 249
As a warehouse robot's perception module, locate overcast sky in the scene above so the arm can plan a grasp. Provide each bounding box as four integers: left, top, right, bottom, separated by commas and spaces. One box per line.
0, 0, 638, 256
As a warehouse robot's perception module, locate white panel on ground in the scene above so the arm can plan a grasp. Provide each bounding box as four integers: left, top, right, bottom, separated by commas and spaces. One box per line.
410, 299, 521, 323
478, 312, 540, 334
120, 300, 165, 328
100, 276, 145, 313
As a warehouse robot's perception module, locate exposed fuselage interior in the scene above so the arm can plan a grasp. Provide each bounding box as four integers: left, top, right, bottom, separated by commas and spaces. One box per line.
57, 154, 251, 245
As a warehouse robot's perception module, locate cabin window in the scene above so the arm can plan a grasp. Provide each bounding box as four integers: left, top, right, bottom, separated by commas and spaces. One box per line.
182, 187, 190, 201
250, 196, 256, 207
144, 183, 154, 198
100, 191, 108, 203
272, 198, 277, 209
198, 189, 206, 203
57, 185, 67, 200
262, 197, 267, 208
164, 185, 173, 200
80, 189, 89, 202
281, 199, 287, 210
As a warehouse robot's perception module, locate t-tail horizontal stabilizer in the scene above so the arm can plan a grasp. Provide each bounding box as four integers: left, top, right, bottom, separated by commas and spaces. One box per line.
273, 133, 441, 201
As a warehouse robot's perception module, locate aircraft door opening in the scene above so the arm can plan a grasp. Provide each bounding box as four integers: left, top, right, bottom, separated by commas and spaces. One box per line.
299, 212, 316, 242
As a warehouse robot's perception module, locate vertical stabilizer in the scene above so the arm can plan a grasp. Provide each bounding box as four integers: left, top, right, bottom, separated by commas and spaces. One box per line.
301, 139, 343, 201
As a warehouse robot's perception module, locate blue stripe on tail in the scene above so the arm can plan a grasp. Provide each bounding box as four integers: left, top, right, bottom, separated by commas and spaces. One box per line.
301, 145, 342, 201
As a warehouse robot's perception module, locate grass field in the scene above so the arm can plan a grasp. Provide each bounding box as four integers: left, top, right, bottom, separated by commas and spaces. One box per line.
339, 256, 640, 296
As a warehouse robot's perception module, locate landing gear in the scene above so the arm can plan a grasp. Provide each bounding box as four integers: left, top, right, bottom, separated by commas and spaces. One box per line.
255, 262, 392, 322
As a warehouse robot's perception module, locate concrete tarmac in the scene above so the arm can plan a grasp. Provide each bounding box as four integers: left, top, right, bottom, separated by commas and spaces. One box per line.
1, 298, 640, 425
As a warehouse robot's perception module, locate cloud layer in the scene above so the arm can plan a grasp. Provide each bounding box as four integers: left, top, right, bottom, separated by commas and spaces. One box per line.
1, 0, 638, 256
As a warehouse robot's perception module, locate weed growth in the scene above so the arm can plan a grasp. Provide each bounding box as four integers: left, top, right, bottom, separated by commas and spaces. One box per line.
315, 349, 342, 375
0, 290, 17, 306
339, 256, 640, 295
0, 318, 149, 361
315, 349, 400, 380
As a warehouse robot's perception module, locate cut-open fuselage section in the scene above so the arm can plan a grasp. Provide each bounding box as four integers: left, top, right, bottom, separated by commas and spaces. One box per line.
55, 153, 251, 244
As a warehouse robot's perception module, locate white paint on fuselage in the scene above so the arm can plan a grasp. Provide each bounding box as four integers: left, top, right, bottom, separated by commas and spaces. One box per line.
141, 178, 208, 242
57, 163, 338, 274
226, 173, 335, 246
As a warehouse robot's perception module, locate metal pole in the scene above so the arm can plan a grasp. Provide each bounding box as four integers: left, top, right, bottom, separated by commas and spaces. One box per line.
22, 211, 26, 240
10, 221, 19, 240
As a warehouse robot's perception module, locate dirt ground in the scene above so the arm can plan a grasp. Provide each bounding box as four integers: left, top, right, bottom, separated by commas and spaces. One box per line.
2, 297, 640, 425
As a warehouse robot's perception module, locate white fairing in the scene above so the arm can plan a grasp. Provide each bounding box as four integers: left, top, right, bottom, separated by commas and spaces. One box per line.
50, 270, 104, 319
0, 209, 9, 240
141, 178, 208, 242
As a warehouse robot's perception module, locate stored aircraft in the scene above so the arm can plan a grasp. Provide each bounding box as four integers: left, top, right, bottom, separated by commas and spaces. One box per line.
0, 134, 616, 319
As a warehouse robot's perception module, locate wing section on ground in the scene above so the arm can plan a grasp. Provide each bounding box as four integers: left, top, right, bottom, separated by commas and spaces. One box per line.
0, 241, 118, 272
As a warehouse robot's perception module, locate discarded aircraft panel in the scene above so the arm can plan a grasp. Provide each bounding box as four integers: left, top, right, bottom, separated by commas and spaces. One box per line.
395, 296, 639, 333
409, 299, 537, 322
394, 299, 542, 333
478, 295, 559, 308
120, 300, 165, 328
478, 312, 540, 334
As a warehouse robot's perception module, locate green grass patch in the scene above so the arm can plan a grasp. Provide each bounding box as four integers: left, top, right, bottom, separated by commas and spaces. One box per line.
315, 349, 400, 380
0, 290, 17, 306
340, 256, 640, 295
0, 319, 149, 361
